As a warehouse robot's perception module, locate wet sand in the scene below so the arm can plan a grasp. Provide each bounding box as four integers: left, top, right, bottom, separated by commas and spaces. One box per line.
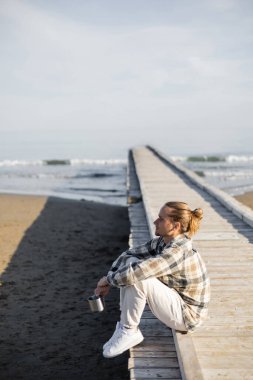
0, 194, 130, 380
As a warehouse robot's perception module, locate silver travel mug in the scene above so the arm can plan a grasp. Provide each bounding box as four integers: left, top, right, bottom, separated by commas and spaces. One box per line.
87, 295, 104, 312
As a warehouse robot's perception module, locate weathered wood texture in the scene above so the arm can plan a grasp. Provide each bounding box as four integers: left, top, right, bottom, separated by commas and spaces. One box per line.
127, 151, 182, 380
129, 146, 253, 380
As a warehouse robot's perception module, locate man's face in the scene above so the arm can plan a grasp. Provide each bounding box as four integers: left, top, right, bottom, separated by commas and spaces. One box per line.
153, 206, 175, 238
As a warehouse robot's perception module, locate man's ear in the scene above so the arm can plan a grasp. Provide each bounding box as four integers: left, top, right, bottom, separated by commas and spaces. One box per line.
174, 222, 181, 231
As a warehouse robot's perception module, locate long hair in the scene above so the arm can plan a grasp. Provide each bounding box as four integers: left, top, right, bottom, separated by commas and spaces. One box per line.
164, 201, 203, 237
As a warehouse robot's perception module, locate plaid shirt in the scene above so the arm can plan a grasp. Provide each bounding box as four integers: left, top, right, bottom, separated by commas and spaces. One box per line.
107, 234, 210, 331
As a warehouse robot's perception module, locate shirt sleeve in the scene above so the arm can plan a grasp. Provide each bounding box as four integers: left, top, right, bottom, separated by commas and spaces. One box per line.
107, 243, 185, 287
108, 238, 159, 275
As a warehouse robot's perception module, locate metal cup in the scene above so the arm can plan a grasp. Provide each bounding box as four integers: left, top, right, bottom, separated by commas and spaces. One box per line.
87, 295, 104, 312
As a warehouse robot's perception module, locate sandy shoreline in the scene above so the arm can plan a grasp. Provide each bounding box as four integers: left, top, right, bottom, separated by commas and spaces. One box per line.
234, 190, 253, 211
0, 194, 130, 380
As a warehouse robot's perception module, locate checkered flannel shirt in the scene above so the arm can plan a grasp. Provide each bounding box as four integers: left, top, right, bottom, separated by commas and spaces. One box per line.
106, 234, 210, 331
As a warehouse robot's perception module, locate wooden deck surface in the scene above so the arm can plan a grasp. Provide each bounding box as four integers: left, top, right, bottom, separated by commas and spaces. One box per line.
127, 146, 253, 380
127, 151, 183, 380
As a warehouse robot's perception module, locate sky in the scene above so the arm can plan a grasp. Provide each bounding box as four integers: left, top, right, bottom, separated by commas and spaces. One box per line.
0, 0, 253, 159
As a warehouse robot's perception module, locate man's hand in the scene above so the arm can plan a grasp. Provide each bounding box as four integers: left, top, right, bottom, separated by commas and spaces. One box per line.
95, 276, 110, 297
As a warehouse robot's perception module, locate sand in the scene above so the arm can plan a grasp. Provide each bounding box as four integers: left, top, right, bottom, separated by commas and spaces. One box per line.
0, 194, 130, 380
235, 190, 253, 211
1, 189, 252, 380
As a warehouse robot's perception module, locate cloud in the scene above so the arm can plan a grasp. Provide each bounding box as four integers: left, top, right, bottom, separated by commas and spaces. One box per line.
205, 0, 238, 11
0, 0, 253, 155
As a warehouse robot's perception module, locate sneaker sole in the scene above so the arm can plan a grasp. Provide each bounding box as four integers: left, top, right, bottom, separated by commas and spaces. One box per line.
103, 335, 144, 358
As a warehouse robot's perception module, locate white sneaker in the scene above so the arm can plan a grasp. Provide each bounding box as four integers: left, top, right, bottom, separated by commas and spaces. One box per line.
103, 326, 144, 358
103, 322, 121, 350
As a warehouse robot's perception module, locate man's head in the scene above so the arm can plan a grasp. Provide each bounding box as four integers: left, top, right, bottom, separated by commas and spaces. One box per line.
154, 201, 203, 242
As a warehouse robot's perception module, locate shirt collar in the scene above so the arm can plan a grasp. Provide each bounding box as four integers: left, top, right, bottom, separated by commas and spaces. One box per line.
163, 233, 190, 248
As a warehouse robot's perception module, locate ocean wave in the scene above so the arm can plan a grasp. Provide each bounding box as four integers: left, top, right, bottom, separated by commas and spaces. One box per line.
74, 173, 117, 179
69, 187, 119, 193
102, 193, 126, 198
226, 155, 253, 163
0, 159, 43, 167
187, 155, 225, 162
204, 170, 253, 177
70, 159, 127, 165
0, 158, 127, 167
223, 183, 253, 196
170, 156, 187, 162
173, 154, 253, 163
0, 172, 121, 181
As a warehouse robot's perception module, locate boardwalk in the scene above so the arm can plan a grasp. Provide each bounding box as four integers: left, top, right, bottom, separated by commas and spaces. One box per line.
127, 146, 253, 380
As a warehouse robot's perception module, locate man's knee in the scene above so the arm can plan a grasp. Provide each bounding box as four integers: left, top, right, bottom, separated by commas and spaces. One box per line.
132, 277, 158, 294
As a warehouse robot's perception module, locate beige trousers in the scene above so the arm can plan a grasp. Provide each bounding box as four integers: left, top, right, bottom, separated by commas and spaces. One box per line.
120, 277, 187, 332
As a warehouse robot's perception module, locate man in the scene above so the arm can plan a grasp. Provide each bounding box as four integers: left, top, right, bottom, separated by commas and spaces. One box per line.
95, 201, 210, 358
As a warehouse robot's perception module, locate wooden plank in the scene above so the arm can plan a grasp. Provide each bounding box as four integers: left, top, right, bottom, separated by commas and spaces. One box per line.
139, 326, 172, 337
173, 331, 204, 380
129, 358, 180, 369
193, 336, 253, 351
196, 352, 253, 368
201, 316, 253, 325
131, 352, 178, 358
130, 368, 182, 379
191, 326, 253, 337
201, 368, 253, 380
129, 146, 253, 380
127, 153, 182, 380
135, 336, 176, 344
131, 342, 177, 352
194, 232, 240, 240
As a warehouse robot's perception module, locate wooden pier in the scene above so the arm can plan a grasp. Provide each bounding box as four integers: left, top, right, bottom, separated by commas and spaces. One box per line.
127, 146, 253, 380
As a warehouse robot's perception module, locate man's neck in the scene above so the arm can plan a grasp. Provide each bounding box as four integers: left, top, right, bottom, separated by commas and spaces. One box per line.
163, 233, 182, 245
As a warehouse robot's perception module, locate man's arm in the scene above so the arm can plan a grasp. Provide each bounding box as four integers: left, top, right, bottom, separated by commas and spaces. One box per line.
94, 238, 159, 296
95, 276, 110, 296
109, 238, 159, 273
107, 244, 185, 287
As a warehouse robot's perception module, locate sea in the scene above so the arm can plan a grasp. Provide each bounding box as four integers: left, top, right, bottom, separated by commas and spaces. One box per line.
176, 154, 253, 197
1, 154, 253, 206
0, 158, 128, 205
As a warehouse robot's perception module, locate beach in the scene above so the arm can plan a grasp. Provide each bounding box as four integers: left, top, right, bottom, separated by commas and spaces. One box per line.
0, 194, 130, 380
1, 189, 253, 380
235, 190, 253, 211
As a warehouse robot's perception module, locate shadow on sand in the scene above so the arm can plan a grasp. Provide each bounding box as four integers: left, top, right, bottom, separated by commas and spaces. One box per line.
0, 197, 130, 380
